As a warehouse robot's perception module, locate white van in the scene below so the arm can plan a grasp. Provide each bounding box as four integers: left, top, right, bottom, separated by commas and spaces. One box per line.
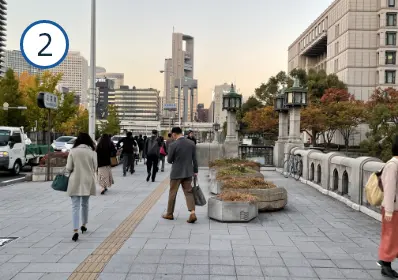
0, 126, 27, 175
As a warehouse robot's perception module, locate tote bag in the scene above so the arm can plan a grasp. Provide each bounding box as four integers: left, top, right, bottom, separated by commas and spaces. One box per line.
192, 176, 206, 206
52, 169, 69, 192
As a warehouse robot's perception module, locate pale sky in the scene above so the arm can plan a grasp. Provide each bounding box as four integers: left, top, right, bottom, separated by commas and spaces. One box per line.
8, 0, 333, 107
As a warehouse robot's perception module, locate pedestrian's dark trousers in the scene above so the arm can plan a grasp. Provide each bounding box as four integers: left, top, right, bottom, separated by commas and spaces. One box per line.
123, 153, 134, 174
146, 155, 158, 180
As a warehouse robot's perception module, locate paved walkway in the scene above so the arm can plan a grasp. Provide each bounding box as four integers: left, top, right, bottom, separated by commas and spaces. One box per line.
0, 162, 388, 280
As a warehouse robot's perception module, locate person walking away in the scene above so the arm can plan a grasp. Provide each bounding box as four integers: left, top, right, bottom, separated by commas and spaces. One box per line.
138, 134, 144, 162
133, 136, 140, 165
162, 127, 198, 223
66, 133, 97, 242
378, 135, 398, 278
158, 136, 167, 172
96, 134, 116, 195
143, 135, 148, 164
166, 133, 174, 150
144, 130, 161, 182
117, 132, 136, 176
187, 130, 197, 145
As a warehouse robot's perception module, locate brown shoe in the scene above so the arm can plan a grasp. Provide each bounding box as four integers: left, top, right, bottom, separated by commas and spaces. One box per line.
187, 213, 197, 223
162, 214, 174, 220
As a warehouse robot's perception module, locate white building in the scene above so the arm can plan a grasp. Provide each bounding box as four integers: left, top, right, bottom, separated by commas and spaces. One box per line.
212, 83, 231, 125
5, 50, 40, 76
96, 72, 124, 89
49, 51, 88, 106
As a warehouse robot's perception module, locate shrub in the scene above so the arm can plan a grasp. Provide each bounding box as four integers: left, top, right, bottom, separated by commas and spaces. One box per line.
221, 177, 276, 190
218, 190, 258, 202
209, 158, 260, 169
216, 165, 256, 179
39, 152, 69, 167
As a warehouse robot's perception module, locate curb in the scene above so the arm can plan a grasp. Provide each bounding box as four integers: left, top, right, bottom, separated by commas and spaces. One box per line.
0, 176, 27, 187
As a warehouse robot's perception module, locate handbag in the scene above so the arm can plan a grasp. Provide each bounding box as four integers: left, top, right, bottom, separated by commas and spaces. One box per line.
110, 156, 118, 167
51, 169, 69, 192
192, 175, 206, 206
160, 145, 166, 156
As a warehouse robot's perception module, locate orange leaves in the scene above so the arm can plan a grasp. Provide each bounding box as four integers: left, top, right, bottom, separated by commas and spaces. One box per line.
242, 106, 278, 134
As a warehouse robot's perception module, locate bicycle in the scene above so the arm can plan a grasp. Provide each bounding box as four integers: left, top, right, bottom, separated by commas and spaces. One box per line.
283, 154, 303, 181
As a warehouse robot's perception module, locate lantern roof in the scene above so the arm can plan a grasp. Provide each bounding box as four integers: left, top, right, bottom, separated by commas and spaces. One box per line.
224, 83, 242, 98
285, 78, 307, 93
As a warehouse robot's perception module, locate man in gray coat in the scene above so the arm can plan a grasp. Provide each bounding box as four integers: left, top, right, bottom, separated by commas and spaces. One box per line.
162, 126, 198, 223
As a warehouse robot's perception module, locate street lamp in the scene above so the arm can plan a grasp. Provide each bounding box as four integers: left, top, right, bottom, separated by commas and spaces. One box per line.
160, 70, 183, 126
284, 78, 307, 107
222, 84, 242, 112
274, 88, 288, 112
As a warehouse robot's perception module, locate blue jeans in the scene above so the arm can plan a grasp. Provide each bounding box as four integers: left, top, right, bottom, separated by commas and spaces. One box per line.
71, 196, 89, 230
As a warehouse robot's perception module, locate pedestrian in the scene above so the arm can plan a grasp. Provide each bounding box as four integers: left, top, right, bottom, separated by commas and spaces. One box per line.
66, 132, 97, 242
117, 131, 137, 176
138, 134, 144, 162
96, 134, 116, 195
158, 136, 167, 172
377, 135, 398, 278
134, 136, 140, 165
162, 127, 198, 223
187, 130, 197, 145
144, 130, 161, 182
166, 133, 174, 150
143, 135, 148, 164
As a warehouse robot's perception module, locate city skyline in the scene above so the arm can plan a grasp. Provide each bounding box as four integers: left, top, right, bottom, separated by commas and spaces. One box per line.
7, 0, 334, 107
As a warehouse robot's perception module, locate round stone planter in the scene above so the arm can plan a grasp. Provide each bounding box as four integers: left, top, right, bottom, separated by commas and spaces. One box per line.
232, 187, 288, 212
208, 197, 258, 222
211, 172, 265, 195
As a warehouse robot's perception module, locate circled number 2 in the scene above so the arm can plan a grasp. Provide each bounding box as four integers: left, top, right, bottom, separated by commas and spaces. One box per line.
38, 33, 52, 56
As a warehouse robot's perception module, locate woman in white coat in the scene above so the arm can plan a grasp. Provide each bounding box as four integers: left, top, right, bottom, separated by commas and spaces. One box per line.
66, 132, 97, 242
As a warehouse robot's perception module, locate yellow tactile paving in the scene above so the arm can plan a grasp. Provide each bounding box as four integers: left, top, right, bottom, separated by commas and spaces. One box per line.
68, 177, 169, 280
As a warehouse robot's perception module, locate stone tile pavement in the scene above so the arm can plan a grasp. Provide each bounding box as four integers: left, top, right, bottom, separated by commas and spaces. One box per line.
0, 163, 389, 280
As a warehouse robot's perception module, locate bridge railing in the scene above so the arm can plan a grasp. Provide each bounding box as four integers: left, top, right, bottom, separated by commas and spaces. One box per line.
238, 145, 274, 167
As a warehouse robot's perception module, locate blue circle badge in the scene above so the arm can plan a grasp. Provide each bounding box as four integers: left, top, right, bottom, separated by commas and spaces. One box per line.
20, 20, 69, 69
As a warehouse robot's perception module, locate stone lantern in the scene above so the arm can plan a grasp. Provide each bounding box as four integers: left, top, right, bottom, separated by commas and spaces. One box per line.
273, 87, 290, 167
222, 84, 242, 143
213, 122, 220, 143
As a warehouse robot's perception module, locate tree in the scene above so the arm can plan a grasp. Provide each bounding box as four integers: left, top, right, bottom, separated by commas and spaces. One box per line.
243, 106, 278, 136
59, 106, 89, 135
0, 69, 27, 127
300, 103, 327, 145
100, 104, 120, 135
306, 69, 346, 101
255, 71, 293, 105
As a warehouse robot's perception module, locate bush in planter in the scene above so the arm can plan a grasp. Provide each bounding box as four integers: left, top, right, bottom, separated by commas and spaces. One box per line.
209, 158, 260, 171
39, 152, 69, 167
216, 165, 256, 179
221, 177, 276, 190
217, 190, 258, 202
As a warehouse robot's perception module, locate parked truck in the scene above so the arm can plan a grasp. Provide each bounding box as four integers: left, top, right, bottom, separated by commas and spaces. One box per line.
0, 126, 52, 175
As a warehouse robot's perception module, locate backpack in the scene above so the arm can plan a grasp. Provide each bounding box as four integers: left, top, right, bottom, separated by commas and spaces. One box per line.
147, 138, 160, 156
365, 160, 397, 206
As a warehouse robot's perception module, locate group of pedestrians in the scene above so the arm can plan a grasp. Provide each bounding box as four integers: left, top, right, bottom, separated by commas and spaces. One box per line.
64, 127, 198, 242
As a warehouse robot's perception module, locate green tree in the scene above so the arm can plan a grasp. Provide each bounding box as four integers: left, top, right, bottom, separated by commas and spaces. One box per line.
255, 71, 293, 105
0, 69, 26, 126
100, 105, 121, 135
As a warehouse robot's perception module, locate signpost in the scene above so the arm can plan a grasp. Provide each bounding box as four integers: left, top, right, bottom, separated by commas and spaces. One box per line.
37, 92, 59, 181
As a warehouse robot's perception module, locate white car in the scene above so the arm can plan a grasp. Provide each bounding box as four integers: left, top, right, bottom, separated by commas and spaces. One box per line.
62, 137, 77, 153
111, 135, 124, 147
52, 136, 75, 151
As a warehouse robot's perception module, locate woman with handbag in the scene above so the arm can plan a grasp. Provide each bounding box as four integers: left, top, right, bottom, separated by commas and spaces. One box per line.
66, 133, 97, 242
96, 134, 116, 195
158, 136, 167, 172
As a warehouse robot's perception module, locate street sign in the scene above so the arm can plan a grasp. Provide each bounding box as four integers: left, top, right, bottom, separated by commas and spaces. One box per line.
164, 103, 177, 111
37, 92, 59, 109
20, 20, 69, 69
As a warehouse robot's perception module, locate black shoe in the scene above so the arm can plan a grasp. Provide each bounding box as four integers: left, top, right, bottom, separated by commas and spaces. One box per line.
381, 266, 398, 278
146, 173, 151, 182
72, 232, 79, 242
131, 170, 135, 174
123, 173, 126, 177
81, 226, 87, 234
152, 178, 155, 182
101, 189, 106, 195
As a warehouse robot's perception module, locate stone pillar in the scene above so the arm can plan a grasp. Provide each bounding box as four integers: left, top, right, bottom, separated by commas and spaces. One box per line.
224, 111, 239, 157
273, 112, 289, 168
212, 131, 219, 144
284, 107, 304, 168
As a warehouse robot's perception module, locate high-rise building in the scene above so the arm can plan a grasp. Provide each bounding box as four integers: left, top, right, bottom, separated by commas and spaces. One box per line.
96, 72, 124, 89
212, 83, 232, 124
5, 50, 39, 76
114, 86, 159, 121
165, 32, 198, 122
49, 51, 89, 106
288, 0, 398, 101
197, 103, 209, 122
96, 78, 115, 119
0, 1, 6, 77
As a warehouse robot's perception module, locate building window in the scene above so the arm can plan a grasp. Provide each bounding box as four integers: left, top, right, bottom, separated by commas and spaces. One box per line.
335, 41, 340, 54
385, 70, 396, 84
387, 13, 397, 26
334, 59, 339, 72
389, 0, 396, 7
386, 51, 396, 64
386, 32, 397, 46
335, 24, 340, 37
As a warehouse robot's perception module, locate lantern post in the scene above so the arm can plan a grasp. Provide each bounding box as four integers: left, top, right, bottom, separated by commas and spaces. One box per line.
222, 84, 242, 143
273, 87, 289, 167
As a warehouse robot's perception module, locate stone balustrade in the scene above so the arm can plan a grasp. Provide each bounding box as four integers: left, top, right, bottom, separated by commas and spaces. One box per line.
282, 147, 385, 220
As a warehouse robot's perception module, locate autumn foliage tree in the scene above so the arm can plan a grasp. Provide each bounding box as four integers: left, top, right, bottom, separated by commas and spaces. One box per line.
242, 106, 278, 137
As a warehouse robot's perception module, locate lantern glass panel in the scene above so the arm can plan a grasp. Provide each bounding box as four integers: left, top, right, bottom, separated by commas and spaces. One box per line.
276, 98, 282, 109
231, 97, 236, 108
237, 97, 241, 108
288, 92, 293, 104
302, 92, 307, 105
294, 92, 301, 104
223, 97, 229, 108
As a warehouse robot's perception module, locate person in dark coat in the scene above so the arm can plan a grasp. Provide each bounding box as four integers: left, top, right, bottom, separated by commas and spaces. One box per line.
187, 130, 197, 145
96, 134, 116, 195
143, 130, 162, 182
117, 131, 137, 176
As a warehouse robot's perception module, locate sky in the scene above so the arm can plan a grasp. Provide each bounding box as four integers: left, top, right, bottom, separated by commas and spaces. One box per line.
8, 0, 334, 107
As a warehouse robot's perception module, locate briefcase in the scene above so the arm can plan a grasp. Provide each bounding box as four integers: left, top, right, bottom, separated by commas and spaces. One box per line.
192, 175, 206, 206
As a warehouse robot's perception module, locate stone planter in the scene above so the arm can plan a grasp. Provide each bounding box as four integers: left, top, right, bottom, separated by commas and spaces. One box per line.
32, 166, 66, 182
233, 187, 288, 212
210, 172, 265, 195
208, 197, 258, 222
209, 168, 217, 182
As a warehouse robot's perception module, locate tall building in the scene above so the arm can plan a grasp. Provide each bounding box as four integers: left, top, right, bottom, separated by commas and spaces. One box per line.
165, 32, 198, 122
114, 86, 159, 121
208, 101, 215, 123
0, 1, 6, 77
96, 72, 124, 89
197, 104, 209, 122
288, 0, 398, 101
5, 50, 39, 76
49, 51, 89, 106
212, 83, 231, 124
95, 78, 115, 119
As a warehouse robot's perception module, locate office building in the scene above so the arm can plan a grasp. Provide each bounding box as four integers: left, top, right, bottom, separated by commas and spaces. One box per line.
288, 0, 398, 101
211, 83, 231, 124
114, 86, 159, 121
5, 50, 39, 76
96, 78, 115, 119
0, 1, 6, 77
164, 32, 198, 122
208, 101, 215, 123
96, 72, 124, 89
197, 103, 209, 122
49, 51, 89, 106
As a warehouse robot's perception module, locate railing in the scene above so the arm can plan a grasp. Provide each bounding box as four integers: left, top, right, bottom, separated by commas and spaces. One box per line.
238, 145, 274, 166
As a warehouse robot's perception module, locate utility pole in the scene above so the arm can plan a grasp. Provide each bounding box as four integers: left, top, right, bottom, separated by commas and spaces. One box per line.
88, 0, 96, 139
